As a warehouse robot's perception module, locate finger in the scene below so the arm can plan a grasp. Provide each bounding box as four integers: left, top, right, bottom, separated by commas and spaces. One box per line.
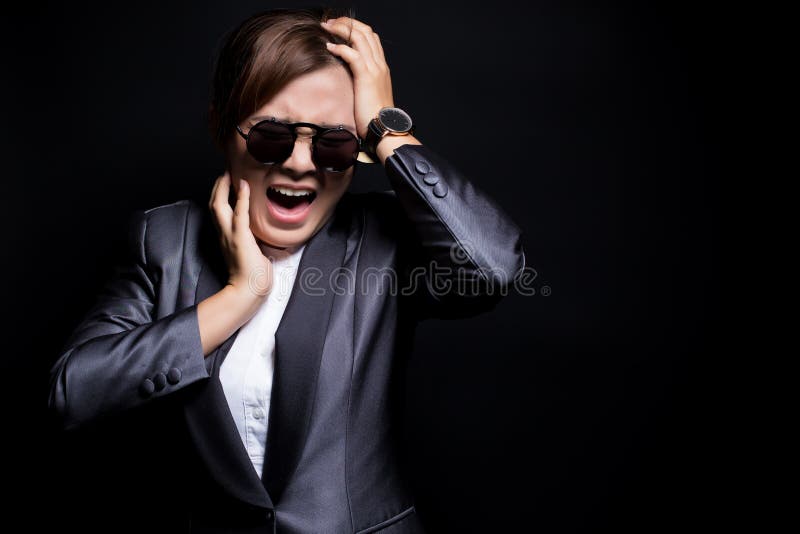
359, 28, 383, 68
326, 16, 375, 38
371, 31, 385, 63
325, 41, 368, 76
211, 171, 230, 205
339, 20, 382, 67
353, 27, 386, 72
209, 173, 221, 209
211, 171, 233, 231
323, 20, 380, 70
233, 178, 250, 234
341, 18, 388, 69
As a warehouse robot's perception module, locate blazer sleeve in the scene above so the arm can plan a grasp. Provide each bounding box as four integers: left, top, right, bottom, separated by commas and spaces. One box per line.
48, 208, 211, 432
382, 143, 526, 320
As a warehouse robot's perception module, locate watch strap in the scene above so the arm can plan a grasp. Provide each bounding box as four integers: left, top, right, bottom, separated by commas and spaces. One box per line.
364, 117, 386, 159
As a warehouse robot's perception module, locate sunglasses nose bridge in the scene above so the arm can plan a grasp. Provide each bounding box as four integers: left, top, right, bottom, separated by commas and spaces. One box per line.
282, 128, 317, 166
295, 126, 316, 136
289, 125, 320, 150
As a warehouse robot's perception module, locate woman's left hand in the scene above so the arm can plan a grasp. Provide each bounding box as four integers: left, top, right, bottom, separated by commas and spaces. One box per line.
321, 16, 394, 140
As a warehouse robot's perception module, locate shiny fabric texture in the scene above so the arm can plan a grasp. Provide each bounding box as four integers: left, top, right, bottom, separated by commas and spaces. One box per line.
48, 143, 526, 533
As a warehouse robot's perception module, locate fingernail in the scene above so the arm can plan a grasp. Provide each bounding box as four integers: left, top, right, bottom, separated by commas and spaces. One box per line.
325, 42, 334, 48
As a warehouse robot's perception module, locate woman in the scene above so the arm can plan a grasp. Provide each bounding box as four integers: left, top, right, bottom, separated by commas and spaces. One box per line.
48, 6, 525, 533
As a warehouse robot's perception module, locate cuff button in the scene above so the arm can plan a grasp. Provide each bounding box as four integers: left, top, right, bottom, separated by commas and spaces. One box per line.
423, 173, 439, 185
153, 372, 167, 391
139, 378, 155, 397
167, 367, 182, 384
414, 161, 430, 174
433, 183, 448, 198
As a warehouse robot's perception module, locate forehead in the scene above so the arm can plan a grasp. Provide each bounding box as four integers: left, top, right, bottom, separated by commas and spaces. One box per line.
248, 66, 355, 129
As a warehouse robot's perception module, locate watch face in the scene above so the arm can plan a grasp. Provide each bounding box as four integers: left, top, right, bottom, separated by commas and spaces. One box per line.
378, 107, 412, 132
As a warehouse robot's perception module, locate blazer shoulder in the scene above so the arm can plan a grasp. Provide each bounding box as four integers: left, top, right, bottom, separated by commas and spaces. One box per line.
131, 199, 200, 263
142, 198, 197, 220
139, 199, 201, 233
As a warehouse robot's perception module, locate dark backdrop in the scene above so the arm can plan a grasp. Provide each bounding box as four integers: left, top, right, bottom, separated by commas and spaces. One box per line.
1, 1, 724, 532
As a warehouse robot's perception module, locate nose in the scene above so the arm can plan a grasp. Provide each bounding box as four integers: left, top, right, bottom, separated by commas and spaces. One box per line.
281, 127, 316, 174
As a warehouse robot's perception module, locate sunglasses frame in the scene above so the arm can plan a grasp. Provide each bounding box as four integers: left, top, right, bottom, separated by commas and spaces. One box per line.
235, 116, 363, 173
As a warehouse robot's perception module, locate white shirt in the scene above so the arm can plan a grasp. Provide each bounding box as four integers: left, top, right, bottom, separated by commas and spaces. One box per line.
219, 240, 306, 479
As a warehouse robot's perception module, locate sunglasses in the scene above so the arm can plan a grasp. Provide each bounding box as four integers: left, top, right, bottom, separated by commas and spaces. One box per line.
236, 117, 362, 173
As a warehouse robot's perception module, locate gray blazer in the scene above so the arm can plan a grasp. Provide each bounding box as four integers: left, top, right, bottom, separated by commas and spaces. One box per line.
48, 143, 525, 533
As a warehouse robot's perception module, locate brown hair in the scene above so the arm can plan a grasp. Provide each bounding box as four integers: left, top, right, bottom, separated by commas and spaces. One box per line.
207, 6, 356, 152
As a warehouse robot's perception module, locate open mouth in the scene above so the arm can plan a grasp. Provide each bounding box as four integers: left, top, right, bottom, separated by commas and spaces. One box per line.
266, 185, 318, 211
265, 185, 318, 224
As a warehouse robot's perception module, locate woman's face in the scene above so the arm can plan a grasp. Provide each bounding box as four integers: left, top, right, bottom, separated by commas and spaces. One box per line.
226, 65, 356, 251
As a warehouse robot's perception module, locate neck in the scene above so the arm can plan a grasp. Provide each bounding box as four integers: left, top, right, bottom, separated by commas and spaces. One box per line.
258, 238, 299, 258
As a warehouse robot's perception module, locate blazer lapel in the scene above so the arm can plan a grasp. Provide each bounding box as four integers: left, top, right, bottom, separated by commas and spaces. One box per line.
261, 205, 350, 502
183, 198, 352, 507
182, 208, 273, 510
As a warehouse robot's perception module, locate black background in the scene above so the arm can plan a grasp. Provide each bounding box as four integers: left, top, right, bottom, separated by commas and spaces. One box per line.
1, 1, 725, 532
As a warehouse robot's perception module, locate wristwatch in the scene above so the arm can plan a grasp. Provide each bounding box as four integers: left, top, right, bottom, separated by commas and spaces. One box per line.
358, 107, 415, 163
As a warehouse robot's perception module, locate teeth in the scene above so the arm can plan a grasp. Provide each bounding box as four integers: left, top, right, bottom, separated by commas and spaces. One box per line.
269, 186, 314, 197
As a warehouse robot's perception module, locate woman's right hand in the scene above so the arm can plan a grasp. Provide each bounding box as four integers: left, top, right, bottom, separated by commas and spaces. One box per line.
209, 171, 273, 300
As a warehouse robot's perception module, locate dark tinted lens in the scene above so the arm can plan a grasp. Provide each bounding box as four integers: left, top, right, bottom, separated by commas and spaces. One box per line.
314, 129, 359, 171
248, 121, 293, 163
